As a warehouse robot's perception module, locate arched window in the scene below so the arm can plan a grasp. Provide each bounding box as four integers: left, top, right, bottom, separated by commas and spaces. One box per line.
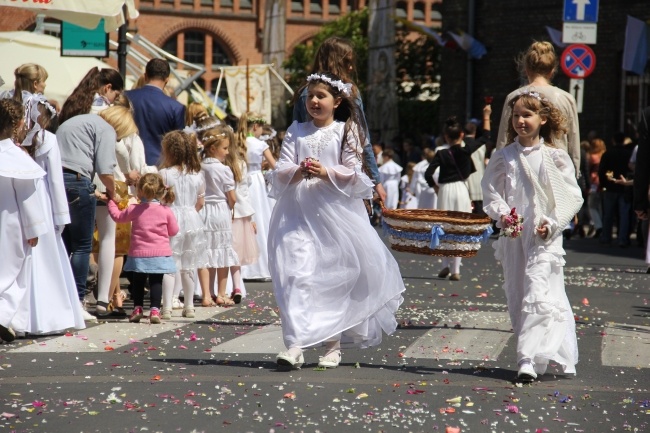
395, 1, 407, 19
161, 30, 233, 92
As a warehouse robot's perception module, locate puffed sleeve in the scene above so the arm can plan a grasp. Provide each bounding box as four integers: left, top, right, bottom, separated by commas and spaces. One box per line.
222, 165, 235, 192
481, 149, 511, 223
197, 170, 206, 198
325, 122, 374, 199
267, 121, 301, 199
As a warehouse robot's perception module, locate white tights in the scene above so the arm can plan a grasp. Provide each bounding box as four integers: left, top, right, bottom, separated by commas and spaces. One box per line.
442, 257, 462, 274
95, 206, 116, 305
162, 270, 195, 311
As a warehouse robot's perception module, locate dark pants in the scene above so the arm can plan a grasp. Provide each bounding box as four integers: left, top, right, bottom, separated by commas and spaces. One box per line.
61, 173, 96, 301
131, 273, 163, 309
601, 190, 632, 246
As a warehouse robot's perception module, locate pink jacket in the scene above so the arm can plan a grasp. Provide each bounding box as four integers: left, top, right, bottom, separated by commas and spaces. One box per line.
107, 200, 179, 257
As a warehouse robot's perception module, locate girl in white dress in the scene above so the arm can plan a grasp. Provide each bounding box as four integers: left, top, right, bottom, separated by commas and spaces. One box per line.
0, 99, 48, 343
197, 126, 239, 307
11, 95, 86, 335
237, 112, 276, 280
481, 91, 583, 382
269, 72, 405, 370
378, 149, 402, 209
159, 131, 207, 320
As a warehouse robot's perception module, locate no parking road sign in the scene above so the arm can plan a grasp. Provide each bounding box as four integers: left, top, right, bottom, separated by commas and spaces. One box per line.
561, 44, 596, 79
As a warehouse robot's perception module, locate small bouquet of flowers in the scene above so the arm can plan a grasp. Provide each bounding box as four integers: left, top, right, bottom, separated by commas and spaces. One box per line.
501, 207, 524, 238
301, 157, 319, 180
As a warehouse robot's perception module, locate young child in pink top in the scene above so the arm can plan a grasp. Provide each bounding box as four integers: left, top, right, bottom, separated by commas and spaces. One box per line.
107, 173, 179, 324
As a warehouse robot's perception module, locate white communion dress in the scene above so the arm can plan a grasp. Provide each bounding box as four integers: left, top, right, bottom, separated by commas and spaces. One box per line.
268, 120, 405, 350
481, 139, 582, 375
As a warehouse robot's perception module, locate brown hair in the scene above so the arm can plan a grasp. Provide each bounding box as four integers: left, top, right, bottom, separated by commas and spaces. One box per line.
588, 138, 606, 155
159, 130, 202, 173
443, 116, 464, 142
137, 172, 175, 204
260, 124, 281, 160
506, 93, 568, 145
186, 102, 208, 127
59, 67, 124, 124
12, 64, 48, 103
311, 37, 357, 84
517, 41, 558, 81
0, 99, 24, 140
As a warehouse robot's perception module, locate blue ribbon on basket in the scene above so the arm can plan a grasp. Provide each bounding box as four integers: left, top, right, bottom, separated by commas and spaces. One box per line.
482, 226, 494, 242
429, 225, 445, 249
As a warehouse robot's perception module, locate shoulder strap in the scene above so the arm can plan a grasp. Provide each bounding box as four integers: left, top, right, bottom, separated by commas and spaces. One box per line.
446, 148, 465, 180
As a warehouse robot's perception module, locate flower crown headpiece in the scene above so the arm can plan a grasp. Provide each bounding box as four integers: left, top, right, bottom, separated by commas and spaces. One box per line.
247, 115, 266, 125
306, 73, 352, 96
202, 132, 227, 142
518, 89, 548, 102
194, 118, 221, 132
259, 128, 277, 142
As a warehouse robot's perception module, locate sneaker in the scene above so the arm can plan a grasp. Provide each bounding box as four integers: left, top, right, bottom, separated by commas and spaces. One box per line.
80, 303, 98, 323
182, 308, 195, 318
449, 273, 461, 281
231, 288, 243, 304
276, 350, 304, 369
129, 306, 144, 323
437, 267, 450, 278
318, 350, 341, 368
517, 361, 537, 382
150, 308, 161, 324
0, 324, 16, 343
161, 309, 172, 320
172, 297, 184, 310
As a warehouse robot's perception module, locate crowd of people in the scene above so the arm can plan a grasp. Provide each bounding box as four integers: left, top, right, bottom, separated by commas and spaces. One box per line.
1, 37, 648, 382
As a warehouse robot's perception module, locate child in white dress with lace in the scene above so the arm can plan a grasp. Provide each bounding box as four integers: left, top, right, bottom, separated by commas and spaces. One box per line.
378, 149, 402, 209
197, 126, 240, 307
269, 72, 405, 370
159, 131, 207, 319
481, 91, 583, 382
237, 112, 276, 280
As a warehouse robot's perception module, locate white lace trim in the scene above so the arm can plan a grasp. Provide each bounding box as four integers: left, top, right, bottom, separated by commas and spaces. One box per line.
389, 236, 481, 251
383, 217, 491, 234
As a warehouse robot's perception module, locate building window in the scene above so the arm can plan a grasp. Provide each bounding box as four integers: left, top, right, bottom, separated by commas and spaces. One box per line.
291, 0, 304, 13
310, 0, 322, 14
221, 0, 234, 9
329, 0, 340, 14
413, 2, 425, 21
240, 0, 253, 10
395, 1, 407, 18
160, 0, 174, 7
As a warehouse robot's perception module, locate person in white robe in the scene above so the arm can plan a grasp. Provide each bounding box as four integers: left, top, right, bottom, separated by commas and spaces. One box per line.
410, 148, 437, 210
378, 149, 402, 209
0, 99, 48, 342
11, 96, 85, 334
482, 92, 583, 381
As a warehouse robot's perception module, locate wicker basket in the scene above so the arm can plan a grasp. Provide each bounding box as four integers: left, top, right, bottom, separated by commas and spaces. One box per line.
382, 208, 493, 257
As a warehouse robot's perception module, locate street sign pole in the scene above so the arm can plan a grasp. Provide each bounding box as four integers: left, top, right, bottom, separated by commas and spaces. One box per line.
570, 79, 584, 113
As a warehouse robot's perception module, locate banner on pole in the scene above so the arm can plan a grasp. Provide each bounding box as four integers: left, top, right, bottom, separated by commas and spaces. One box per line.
223, 65, 272, 121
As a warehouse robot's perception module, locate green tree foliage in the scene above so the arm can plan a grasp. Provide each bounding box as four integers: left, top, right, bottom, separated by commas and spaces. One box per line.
283, 8, 369, 93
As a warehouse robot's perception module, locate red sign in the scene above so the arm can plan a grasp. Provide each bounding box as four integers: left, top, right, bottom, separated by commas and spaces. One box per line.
561, 44, 596, 79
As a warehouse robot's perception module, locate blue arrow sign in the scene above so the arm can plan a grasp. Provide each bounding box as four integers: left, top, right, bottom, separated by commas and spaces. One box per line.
564, 0, 599, 22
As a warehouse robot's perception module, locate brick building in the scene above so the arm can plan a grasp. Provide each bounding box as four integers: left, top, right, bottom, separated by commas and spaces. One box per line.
439, 0, 650, 141
0, 0, 442, 94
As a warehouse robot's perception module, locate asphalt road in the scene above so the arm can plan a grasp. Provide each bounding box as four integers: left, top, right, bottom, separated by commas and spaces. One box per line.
1, 231, 649, 433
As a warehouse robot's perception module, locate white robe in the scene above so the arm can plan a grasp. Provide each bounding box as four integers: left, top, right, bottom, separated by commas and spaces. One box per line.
0, 138, 47, 328
267, 120, 404, 350
410, 159, 437, 209
11, 132, 86, 334
378, 159, 402, 209
481, 141, 582, 375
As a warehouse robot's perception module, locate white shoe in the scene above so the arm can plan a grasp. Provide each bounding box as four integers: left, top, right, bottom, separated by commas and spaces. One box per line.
276, 350, 304, 369
517, 362, 537, 382
161, 309, 172, 320
318, 350, 341, 368
182, 308, 195, 318
80, 303, 98, 323
172, 297, 184, 310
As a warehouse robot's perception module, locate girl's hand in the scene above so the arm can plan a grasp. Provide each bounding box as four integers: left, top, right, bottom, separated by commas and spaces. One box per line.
251, 221, 257, 234
500, 214, 510, 227
305, 159, 326, 178
28, 237, 38, 247
536, 224, 549, 239
126, 170, 140, 186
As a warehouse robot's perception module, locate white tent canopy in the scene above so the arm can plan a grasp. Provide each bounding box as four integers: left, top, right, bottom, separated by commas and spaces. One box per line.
0, 31, 116, 105
0, 0, 138, 32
